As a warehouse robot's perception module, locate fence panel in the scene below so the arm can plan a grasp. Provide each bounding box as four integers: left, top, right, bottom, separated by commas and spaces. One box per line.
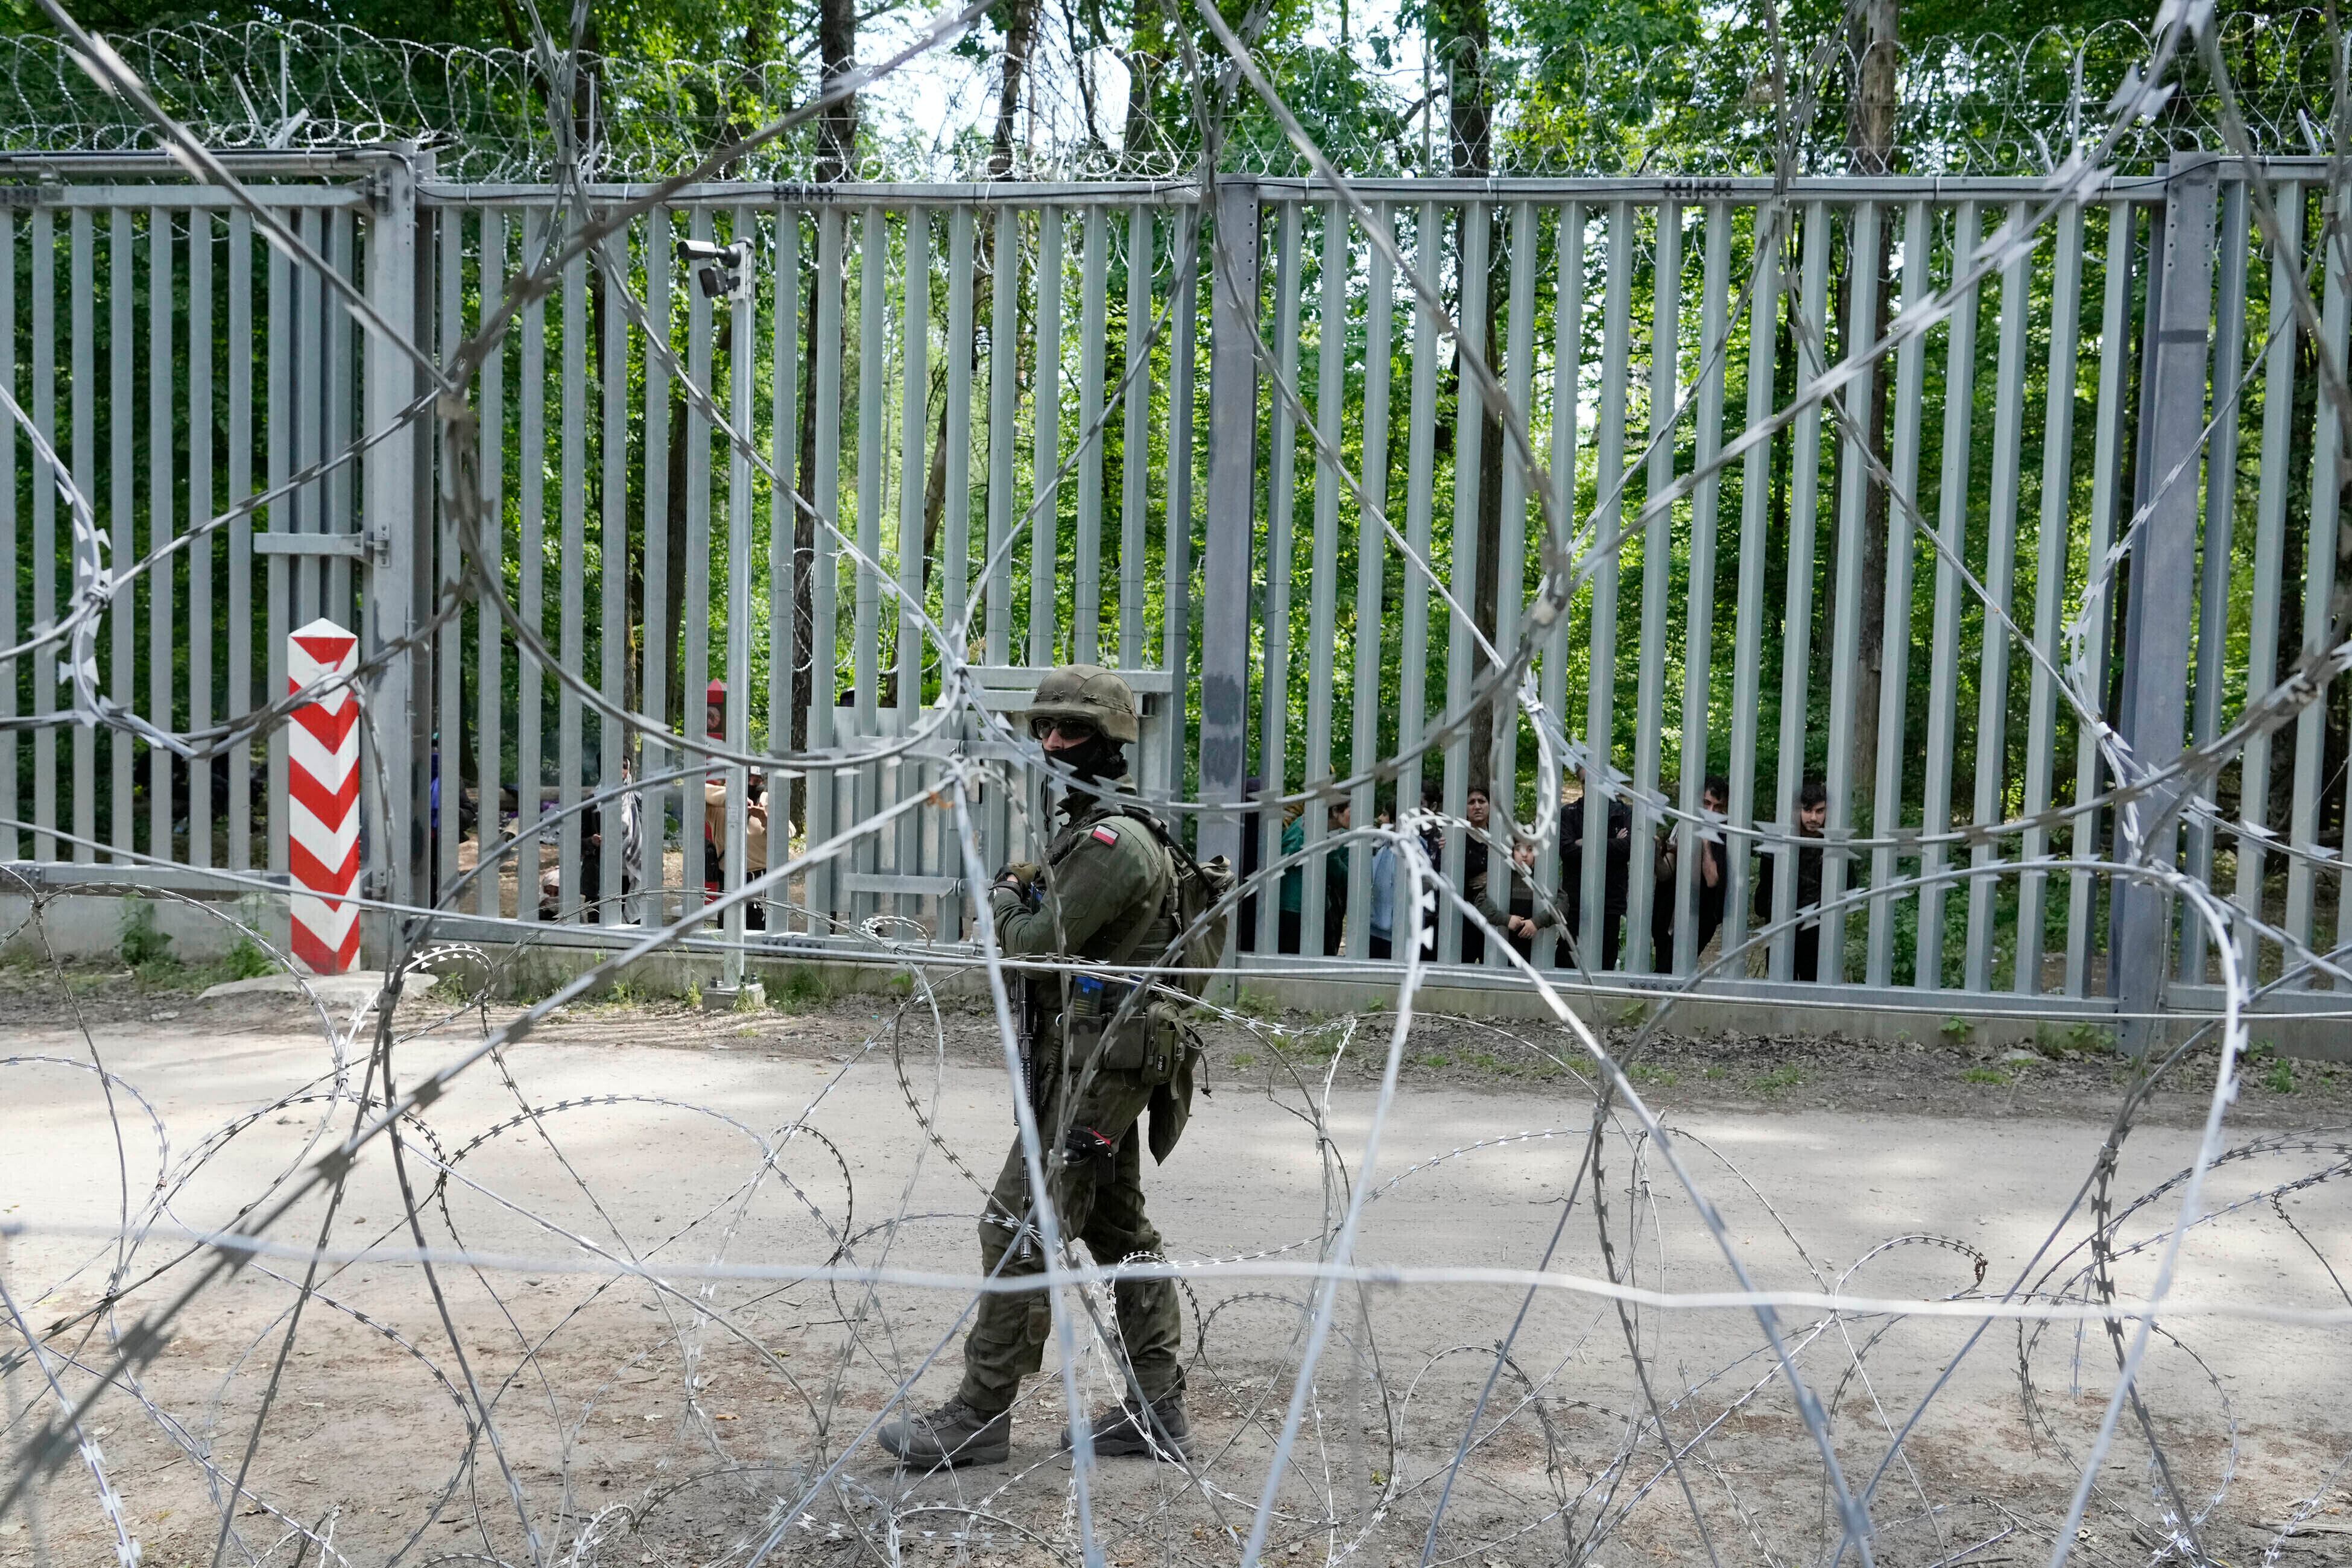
10, 162, 2348, 1028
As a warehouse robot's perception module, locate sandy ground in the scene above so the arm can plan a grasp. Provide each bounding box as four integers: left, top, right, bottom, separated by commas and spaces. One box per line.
5, 987, 2350, 1567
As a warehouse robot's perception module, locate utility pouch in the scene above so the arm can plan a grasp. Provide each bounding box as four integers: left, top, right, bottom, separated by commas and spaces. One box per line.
1145, 1023, 1204, 1165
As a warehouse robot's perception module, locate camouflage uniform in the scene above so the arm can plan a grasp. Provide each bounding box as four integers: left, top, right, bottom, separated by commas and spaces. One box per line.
957, 785, 1190, 1415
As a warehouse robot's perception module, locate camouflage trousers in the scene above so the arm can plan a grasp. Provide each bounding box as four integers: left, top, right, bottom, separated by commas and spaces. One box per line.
955, 1060, 1185, 1416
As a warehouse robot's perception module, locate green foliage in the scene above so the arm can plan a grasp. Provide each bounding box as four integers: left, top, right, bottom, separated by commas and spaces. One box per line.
775, 967, 829, 1009
1962, 1065, 2012, 1085
221, 937, 276, 981
1755, 1063, 1804, 1092
1939, 1016, 1974, 1043
2262, 1057, 2295, 1095
118, 896, 173, 970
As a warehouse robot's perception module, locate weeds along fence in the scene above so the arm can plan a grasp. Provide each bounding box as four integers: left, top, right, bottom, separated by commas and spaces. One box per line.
1, 148, 2345, 1026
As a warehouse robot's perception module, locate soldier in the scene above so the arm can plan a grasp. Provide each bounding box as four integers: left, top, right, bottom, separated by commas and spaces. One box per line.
879, 665, 1197, 1468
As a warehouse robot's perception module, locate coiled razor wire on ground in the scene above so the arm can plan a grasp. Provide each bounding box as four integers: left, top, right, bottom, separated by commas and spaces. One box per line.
3, 0, 2352, 1564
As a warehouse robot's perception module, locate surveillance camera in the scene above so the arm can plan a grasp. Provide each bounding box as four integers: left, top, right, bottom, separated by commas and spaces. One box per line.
678, 237, 754, 302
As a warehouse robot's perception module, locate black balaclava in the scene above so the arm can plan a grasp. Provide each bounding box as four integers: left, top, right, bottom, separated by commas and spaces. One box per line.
1052, 735, 1131, 819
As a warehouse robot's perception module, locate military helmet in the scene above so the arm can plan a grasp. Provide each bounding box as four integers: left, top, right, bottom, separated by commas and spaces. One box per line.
1026, 663, 1139, 744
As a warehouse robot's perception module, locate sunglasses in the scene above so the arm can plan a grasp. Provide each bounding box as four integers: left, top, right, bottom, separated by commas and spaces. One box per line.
1031, 716, 1100, 743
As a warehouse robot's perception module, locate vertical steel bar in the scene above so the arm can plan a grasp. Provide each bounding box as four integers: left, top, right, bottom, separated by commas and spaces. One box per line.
266, 214, 291, 876
599, 216, 629, 916
31, 207, 55, 862
558, 230, 587, 917
517, 207, 548, 917
1074, 204, 1107, 665
1259, 201, 1301, 957
111, 207, 133, 862
726, 207, 757, 967
684, 207, 716, 918
1864, 200, 1927, 986
1581, 201, 1633, 972
148, 206, 174, 861
2014, 200, 2087, 992
1672, 204, 1731, 977
940, 205, 973, 934
227, 209, 251, 872
1769, 203, 1832, 980
477, 211, 507, 917
850, 206, 884, 925
1917, 201, 1981, 990
440, 209, 466, 905
1624, 200, 1679, 972
1964, 201, 2033, 992
943, 207, 975, 659
1438, 201, 1485, 967
1536, 202, 1585, 969
1029, 208, 1063, 669
1818, 200, 1878, 985
2284, 194, 2345, 964
897, 207, 931, 920
1198, 183, 1259, 873
291, 209, 318, 625
2234, 184, 2301, 979
190, 213, 215, 868
1398, 201, 1441, 948
1303, 200, 1351, 952
2114, 157, 2217, 1048
1487, 200, 1536, 970
771, 206, 802, 932
1162, 207, 1199, 802
72, 209, 95, 862
2067, 201, 2137, 995
327, 208, 353, 617
1119, 204, 1150, 669
640, 207, 669, 922
1348, 204, 1393, 959
1723, 201, 1777, 963
987, 206, 1017, 671
2183, 179, 2247, 984
809, 209, 846, 920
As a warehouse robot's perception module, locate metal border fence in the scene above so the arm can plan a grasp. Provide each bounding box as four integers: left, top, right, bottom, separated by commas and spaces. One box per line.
4, 149, 2344, 1028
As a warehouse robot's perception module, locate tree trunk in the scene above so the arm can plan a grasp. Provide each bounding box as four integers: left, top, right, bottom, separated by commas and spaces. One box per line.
818, 0, 858, 182
991, 0, 1041, 177
1847, 0, 1898, 823
1123, 0, 1166, 168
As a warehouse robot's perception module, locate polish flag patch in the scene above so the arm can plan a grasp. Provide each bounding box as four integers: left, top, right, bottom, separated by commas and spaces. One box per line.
1090, 824, 1121, 847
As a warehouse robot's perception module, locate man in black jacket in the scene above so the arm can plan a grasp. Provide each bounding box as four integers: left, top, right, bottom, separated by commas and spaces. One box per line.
1752, 777, 1829, 981
1557, 787, 1631, 972
1651, 776, 1730, 972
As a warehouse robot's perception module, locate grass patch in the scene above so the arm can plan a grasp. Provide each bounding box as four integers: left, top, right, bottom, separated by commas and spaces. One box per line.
1755, 1063, 1805, 1093
1962, 1066, 2014, 1086
1628, 1063, 1679, 1088
1230, 1051, 1257, 1068
2262, 1057, 2295, 1095
1702, 1064, 1725, 1081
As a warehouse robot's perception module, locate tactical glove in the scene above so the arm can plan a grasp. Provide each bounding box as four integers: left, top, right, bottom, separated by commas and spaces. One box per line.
1062, 1124, 1118, 1168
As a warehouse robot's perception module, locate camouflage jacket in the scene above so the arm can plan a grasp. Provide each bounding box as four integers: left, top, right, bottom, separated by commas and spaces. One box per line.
990, 789, 1177, 976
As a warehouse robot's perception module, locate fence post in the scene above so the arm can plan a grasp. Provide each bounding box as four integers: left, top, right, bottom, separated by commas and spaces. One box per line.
1197, 182, 1259, 877
363, 147, 423, 937
2111, 153, 2216, 1054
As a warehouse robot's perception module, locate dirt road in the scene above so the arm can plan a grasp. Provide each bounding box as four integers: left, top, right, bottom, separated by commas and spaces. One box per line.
5, 990, 2348, 1566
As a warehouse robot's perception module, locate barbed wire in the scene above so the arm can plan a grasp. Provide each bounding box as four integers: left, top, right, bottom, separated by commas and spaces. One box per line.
0, 8, 2341, 182
4, 0, 2352, 1564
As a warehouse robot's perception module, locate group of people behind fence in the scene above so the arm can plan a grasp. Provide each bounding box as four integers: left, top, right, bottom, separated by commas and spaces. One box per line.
1236, 773, 1836, 980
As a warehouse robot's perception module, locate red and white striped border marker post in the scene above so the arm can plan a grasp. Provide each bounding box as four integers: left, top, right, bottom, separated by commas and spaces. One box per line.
287, 619, 361, 975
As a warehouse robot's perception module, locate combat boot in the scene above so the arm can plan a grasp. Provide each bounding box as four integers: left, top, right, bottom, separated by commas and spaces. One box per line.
1061, 1393, 1192, 1459
877, 1397, 1011, 1467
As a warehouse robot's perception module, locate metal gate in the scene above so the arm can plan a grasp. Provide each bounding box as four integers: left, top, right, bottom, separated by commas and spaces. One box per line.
4, 150, 2343, 1025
